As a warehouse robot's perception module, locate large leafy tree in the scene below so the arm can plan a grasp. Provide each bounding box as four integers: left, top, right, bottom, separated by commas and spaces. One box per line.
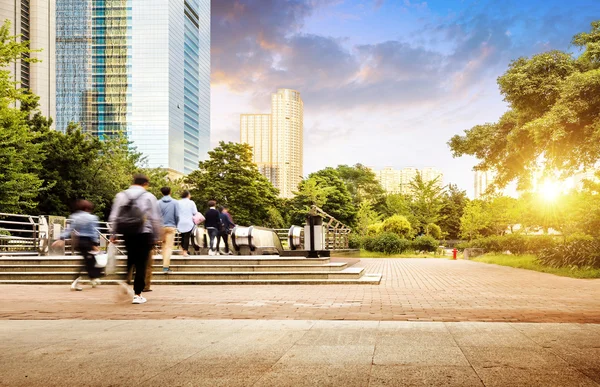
449, 21, 600, 189
289, 168, 357, 227
438, 184, 469, 240
0, 21, 45, 213
185, 142, 281, 226
335, 164, 385, 206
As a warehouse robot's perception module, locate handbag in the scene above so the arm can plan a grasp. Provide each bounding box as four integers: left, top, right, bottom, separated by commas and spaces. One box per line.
94, 252, 108, 268
193, 212, 205, 225
105, 242, 118, 275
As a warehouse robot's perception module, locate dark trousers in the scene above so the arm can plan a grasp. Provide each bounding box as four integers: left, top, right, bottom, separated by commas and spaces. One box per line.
76, 237, 101, 280
123, 233, 152, 295
180, 231, 192, 253
207, 228, 219, 251
216, 231, 229, 253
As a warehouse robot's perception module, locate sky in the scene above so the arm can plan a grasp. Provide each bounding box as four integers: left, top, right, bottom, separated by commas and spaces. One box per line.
209, 0, 600, 197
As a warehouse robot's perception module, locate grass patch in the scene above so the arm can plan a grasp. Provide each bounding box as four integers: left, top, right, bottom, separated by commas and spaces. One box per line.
471, 254, 600, 279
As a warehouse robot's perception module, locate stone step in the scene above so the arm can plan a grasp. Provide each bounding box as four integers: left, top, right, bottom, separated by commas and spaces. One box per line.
0, 256, 332, 266
0, 262, 349, 273
0, 267, 366, 281
0, 274, 382, 285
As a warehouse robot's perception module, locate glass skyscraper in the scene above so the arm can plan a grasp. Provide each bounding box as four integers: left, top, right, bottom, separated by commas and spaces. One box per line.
55, 0, 210, 175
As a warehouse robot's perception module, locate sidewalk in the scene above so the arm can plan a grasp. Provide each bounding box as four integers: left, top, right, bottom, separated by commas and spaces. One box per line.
1, 259, 599, 322
1, 320, 599, 386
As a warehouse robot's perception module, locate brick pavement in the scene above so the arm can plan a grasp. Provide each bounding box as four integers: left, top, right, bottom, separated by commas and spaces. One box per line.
0, 259, 599, 322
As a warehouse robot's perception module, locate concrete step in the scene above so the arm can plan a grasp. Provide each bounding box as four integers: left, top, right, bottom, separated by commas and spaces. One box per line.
0, 274, 382, 285
0, 263, 349, 273
0, 256, 332, 266
0, 267, 365, 281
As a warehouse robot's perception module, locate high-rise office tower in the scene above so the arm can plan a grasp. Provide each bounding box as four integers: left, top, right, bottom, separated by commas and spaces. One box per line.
240, 89, 304, 198
240, 114, 273, 180
376, 167, 402, 194
55, 0, 210, 176
1, 0, 56, 123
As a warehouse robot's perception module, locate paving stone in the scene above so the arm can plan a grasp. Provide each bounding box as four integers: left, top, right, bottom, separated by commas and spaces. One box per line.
369, 365, 484, 387
255, 364, 372, 387
473, 366, 599, 387
296, 328, 378, 346
1, 259, 600, 322
373, 345, 469, 366
276, 345, 375, 365
461, 347, 570, 369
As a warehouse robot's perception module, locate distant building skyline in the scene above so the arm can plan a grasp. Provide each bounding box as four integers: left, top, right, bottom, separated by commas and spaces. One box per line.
1, 0, 56, 125
240, 88, 304, 198
371, 167, 443, 195
55, 0, 210, 176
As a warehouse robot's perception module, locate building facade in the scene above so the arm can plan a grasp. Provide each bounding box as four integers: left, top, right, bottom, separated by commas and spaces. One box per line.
55, 0, 210, 175
240, 89, 304, 198
373, 167, 443, 195
1, 0, 56, 123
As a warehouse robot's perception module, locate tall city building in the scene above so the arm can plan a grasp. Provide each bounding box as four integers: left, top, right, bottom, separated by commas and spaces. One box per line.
474, 170, 494, 199
1, 0, 56, 123
55, 0, 210, 176
240, 89, 304, 198
372, 167, 443, 195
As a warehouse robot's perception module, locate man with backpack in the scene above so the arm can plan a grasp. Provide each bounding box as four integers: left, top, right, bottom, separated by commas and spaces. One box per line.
109, 174, 163, 304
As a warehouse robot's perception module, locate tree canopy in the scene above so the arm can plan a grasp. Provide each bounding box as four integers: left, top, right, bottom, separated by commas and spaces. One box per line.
185, 142, 282, 226
449, 21, 600, 190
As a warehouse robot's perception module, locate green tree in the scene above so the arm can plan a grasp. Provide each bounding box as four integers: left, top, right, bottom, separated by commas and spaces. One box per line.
335, 164, 385, 206
460, 200, 492, 240
449, 22, 600, 189
185, 141, 281, 226
0, 21, 45, 213
438, 184, 469, 240
382, 193, 412, 218
289, 168, 357, 226
356, 201, 383, 236
409, 174, 445, 234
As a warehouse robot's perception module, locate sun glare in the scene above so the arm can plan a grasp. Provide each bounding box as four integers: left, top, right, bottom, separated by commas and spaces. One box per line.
539, 179, 561, 202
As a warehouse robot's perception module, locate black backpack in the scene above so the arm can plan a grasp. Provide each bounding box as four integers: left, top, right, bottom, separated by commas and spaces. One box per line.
115, 191, 147, 235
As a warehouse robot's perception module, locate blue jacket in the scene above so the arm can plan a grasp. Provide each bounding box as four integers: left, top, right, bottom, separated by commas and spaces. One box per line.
159, 196, 179, 228
60, 211, 100, 244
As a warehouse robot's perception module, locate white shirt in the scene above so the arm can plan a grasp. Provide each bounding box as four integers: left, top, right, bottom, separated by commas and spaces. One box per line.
177, 198, 198, 233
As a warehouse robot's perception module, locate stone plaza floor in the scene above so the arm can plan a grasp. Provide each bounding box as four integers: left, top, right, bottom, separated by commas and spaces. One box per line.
1, 320, 599, 386
1, 258, 599, 386
1, 259, 599, 322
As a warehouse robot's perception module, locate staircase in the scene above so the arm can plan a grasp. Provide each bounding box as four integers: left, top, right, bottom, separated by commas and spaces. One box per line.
0, 255, 382, 285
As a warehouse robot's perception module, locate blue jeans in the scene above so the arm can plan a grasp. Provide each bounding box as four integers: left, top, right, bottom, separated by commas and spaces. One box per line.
207, 228, 219, 251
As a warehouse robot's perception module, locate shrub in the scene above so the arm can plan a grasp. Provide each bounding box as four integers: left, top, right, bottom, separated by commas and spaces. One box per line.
373, 232, 410, 254
366, 222, 383, 236
363, 235, 378, 252
380, 215, 412, 238
412, 235, 439, 252
425, 223, 442, 239
501, 234, 528, 255
538, 239, 600, 268
525, 235, 558, 254
348, 234, 363, 249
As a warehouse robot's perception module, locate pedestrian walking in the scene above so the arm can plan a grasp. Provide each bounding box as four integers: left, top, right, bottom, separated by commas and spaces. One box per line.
177, 190, 198, 257
52, 200, 102, 291
216, 206, 235, 255
158, 187, 179, 274
204, 200, 221, 256
109, 174, 163, 304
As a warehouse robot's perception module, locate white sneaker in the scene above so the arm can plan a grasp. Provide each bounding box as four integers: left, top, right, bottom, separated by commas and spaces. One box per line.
216, 251, 221, 256
90, 279, 101, 288
208, 249, 215, 256
71, 277, 83, 291
132, 295, 147, 304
